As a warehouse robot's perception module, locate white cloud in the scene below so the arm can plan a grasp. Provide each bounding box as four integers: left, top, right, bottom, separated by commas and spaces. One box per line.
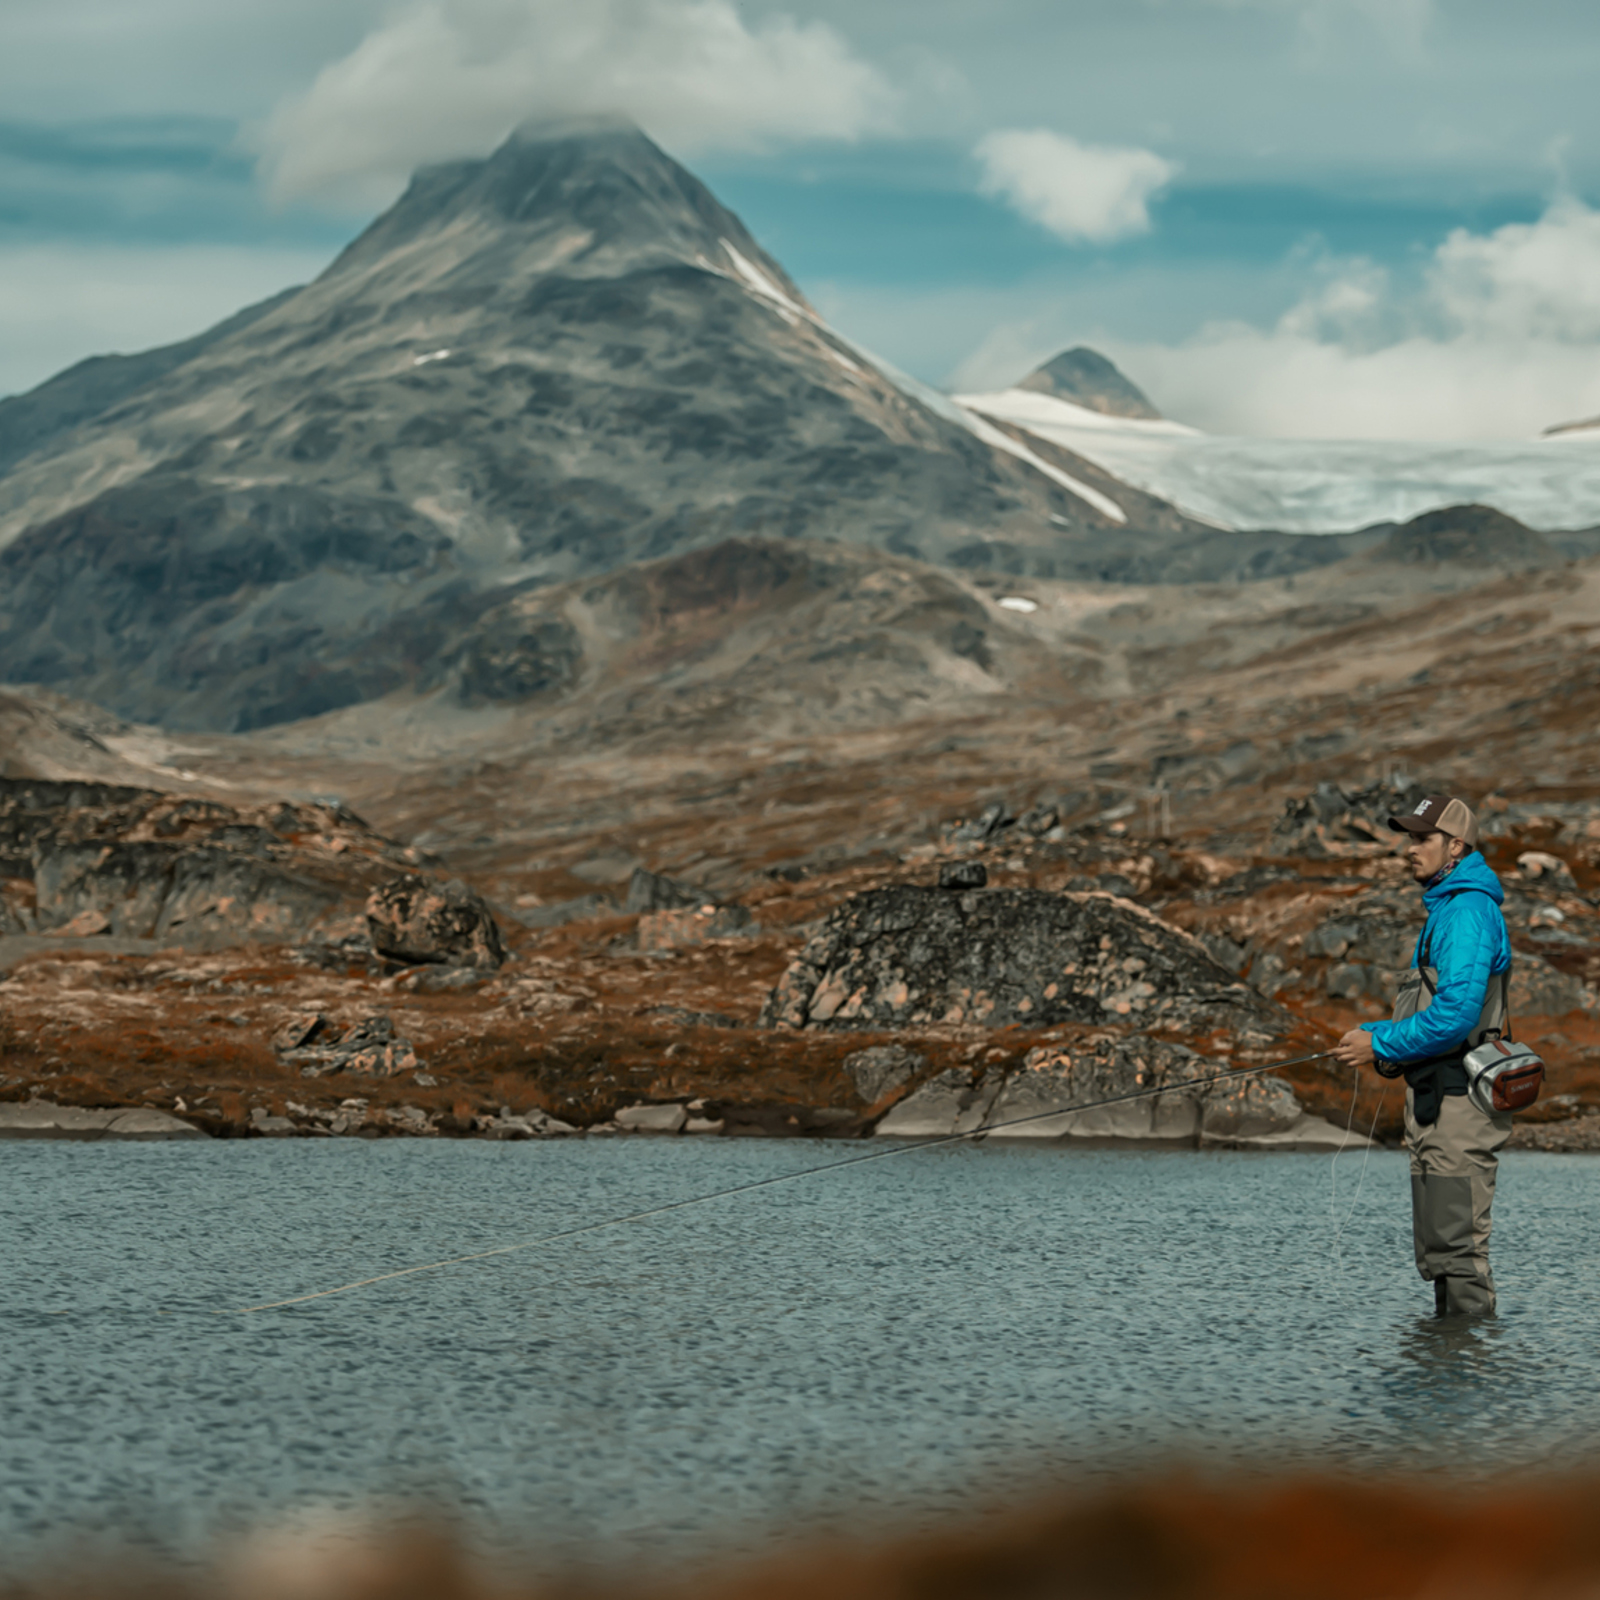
1103, 325, 1600, 441
951, 199, 1600, 441
1199, 0, 1433, 60
974, 128, 1177, 245
257, 0, 894, 205
0, 243, 330, 399
1431, 197, 1600, 341
1312, 0, 1432, 57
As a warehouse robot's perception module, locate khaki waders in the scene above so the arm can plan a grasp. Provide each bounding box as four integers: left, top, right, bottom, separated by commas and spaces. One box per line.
1403, 1088, 1512, 1315
1392, 955, 1513, 1316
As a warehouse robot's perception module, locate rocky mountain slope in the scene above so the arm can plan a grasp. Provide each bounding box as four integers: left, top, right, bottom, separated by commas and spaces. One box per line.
0, 117, 1213, 734
0, 288, 299, 480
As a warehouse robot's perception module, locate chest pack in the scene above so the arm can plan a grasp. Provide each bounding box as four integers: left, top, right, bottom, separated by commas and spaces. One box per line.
1391, 907, 1543, 1120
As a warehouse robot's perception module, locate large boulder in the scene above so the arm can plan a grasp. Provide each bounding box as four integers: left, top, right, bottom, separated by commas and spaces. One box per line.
366, 875, 506, 969
760, 885, 1283, 1035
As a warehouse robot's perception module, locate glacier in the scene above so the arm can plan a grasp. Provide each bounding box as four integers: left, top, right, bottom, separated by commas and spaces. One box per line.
956, 388, 1600, 533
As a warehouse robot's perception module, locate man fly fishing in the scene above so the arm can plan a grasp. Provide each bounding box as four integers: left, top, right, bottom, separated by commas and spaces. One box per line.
1332, 796, 1513, 1316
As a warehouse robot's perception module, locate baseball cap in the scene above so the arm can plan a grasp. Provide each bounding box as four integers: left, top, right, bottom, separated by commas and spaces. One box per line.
1387, 794, 1480, 846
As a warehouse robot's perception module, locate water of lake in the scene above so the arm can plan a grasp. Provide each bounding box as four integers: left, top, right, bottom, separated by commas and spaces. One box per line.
3, 1138, 1597, 1576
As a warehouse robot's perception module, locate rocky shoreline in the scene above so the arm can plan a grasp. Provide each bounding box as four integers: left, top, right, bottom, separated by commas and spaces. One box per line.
3, 776, 1597, 1152
5, 1089, 1590, 1151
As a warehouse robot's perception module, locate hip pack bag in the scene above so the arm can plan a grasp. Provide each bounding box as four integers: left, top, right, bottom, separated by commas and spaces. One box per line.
1464, 1036, 1544, 1115
1400, 909, 1544, 1117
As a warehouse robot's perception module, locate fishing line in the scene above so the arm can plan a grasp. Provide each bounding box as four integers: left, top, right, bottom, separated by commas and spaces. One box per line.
1329, 1069, 1386, 1281
223, 1048, 1336, 1315
1329, 1069, 1361, 1272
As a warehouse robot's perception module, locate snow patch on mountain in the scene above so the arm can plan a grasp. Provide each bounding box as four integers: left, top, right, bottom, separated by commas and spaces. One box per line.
720, 240, 806, 317
955, 407, 1128, 524
709, 241, 1128, 524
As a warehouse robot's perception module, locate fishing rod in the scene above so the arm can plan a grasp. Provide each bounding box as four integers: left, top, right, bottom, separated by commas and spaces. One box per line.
225, 1047, 1339, 1315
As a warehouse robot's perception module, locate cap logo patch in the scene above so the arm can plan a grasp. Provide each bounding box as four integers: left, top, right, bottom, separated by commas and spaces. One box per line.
1413, 800, 1432, 815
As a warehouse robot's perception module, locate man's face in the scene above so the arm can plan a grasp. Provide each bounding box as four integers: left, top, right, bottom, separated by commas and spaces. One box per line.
1405, 829, 1454, 882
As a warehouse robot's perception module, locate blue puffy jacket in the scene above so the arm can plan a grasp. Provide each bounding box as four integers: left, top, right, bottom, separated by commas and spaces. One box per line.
1363, 849, 1511, 1063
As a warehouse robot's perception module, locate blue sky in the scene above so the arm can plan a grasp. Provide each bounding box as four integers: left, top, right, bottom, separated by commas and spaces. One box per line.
3, 0, 1599, 437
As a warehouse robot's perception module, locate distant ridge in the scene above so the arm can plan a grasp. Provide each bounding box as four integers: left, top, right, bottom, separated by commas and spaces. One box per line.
1016, 347, 1162, 420
1543, 414, 1600, 439
1374, 504, 1560, 568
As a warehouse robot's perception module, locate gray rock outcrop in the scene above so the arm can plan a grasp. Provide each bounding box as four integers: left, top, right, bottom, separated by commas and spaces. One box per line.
875, 1039, 1370, 1151
0, 777, 420, 947
272, 1012, 423, 1077
625, 868, 718, 913
366, 875, 506, 969
760, 885, 1285, 1035
1273, 778, 1439, 857
0, 1101, 204, 1140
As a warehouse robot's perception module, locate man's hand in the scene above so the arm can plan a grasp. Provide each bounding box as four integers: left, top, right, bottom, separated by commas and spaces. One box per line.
1334, 1027, 1376, 1069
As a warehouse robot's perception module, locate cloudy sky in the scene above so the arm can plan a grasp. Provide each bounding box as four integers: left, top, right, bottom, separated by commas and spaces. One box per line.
4, 0, 1599, 437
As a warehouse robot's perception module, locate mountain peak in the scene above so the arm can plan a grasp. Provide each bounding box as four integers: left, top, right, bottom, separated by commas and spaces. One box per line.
321, 116, 805, 303
1017, 347, 1162, 420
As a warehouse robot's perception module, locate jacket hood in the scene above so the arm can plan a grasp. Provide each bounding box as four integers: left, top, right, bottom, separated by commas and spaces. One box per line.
1422, 847, 1504, 911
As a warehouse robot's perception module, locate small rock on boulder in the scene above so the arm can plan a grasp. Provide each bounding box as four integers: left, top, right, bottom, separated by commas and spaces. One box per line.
843, 1044, 926, 1104
615, 1103, 689, 1133
938, 861, 987, 890
636, 904, 752, 951
625, 868, 719, 913
366, 875, 505, 969
272, 1012, 421, 1078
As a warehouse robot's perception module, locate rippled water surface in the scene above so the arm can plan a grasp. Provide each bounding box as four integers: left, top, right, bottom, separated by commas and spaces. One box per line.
4, 1139, 1598, 1571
